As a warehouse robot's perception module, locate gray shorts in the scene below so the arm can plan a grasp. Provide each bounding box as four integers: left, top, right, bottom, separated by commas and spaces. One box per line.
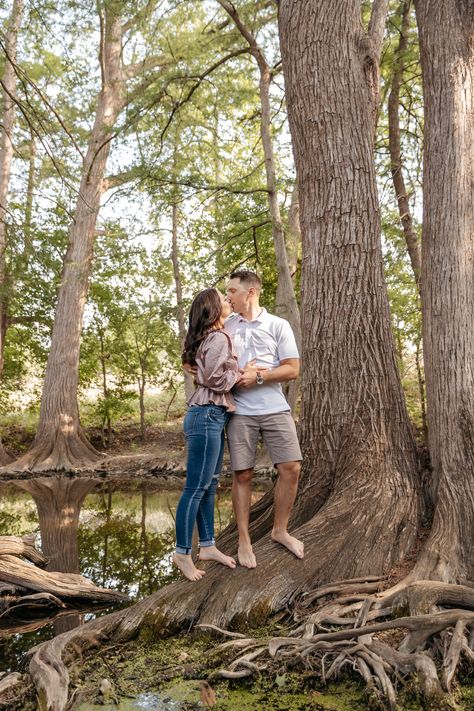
227, 411, 302, 471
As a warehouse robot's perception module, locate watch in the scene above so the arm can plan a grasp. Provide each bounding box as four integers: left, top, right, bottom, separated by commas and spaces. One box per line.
256, 371, 264, 385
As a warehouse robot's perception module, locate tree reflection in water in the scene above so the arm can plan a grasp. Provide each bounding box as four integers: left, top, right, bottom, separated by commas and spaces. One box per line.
0, 477, 236, 672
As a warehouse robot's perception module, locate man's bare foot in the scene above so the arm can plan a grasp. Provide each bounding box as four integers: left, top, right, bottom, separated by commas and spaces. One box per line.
271, 530, 304, 559
198, 546, 236, 569
237, 542, 257, 568
173, 553, 206, 581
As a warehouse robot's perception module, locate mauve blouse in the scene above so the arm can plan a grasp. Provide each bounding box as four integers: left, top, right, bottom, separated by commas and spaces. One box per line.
187, 329, 240, 412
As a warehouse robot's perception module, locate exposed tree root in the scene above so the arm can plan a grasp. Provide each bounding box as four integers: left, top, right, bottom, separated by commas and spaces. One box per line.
1, 427, 103, 473
0, 573, 472, 710
0, 441, 13, 466
207, 582, 474, 710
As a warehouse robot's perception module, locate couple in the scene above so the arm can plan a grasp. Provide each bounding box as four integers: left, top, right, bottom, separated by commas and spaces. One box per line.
173, 270, 303, 582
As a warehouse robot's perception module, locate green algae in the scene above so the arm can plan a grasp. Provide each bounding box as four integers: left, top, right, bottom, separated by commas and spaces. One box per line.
17, 628, 473, 711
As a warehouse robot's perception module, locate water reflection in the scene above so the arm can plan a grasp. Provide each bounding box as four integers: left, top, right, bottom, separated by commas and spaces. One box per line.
0, 477, 238, 672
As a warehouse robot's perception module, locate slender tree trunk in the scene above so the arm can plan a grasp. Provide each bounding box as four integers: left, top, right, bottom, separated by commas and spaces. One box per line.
0, 0, 23, 372
388, 0, 421, 291
23, 127, 36, 259
277, 185, 301, 411
411, 0, 474, 582
258, 65, 301, 348
0, 0, 24, 465
138, 375, 146, 442
285, 184, 300, 280
101, 485, 112, 587
218, 0, 301, 352
171, 201, 194, 401
415, 336, 428, 446
99, 332, 112, 448
6, 6, 124, 471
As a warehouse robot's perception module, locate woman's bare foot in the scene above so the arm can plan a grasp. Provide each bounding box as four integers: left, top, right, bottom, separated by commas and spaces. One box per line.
173, 553, 206, 581
237, 542, 257, 568
271, 530, 304, 559
198, 546, 236, 569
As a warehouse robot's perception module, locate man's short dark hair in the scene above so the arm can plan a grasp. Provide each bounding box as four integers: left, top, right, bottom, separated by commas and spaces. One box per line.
229, 269, 262, 291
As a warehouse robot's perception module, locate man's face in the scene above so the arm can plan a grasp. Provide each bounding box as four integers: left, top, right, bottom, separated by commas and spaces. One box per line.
226, 278, 251, 314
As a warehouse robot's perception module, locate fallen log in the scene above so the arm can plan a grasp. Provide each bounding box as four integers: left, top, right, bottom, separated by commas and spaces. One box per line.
0, 555, 127, 604
0, 535, 47, 565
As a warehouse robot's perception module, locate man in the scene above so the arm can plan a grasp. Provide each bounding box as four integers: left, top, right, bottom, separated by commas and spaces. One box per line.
225, 270, 303, 568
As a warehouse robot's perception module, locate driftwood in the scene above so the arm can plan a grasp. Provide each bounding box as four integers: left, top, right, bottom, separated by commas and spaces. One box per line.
0, 554, 127, 602
0, 536, 128, 626
0, 534, 47, 565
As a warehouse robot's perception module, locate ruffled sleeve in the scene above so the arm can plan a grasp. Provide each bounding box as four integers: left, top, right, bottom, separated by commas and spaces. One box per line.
197, 331, 240, 393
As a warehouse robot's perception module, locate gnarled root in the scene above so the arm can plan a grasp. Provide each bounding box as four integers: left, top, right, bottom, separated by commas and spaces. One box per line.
211, 578, 474, 709
2, 570, 474, 710
1, 428, 103, 474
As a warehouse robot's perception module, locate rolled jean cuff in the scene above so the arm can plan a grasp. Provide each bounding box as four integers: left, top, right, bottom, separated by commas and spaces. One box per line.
175, 545, 192, 555
199, 539, 215, 548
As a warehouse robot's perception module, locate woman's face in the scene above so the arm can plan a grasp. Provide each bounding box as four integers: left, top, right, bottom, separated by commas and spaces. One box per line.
218, 290, 232, 320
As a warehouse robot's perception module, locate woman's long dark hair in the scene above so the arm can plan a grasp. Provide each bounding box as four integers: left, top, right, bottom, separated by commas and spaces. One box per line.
182, 288, 222, 365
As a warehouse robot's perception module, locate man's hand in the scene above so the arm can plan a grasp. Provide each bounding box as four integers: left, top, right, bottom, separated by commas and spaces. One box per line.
237, 360, 269, 389
183, 362, 198, 377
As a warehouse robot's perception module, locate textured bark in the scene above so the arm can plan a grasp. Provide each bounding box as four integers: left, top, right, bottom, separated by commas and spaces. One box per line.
218, 0, 301, 353
277, 0, 420, 572
0, 555, 126, 603
0, 535, 46, 565
5, 6, 125, 472
0, 0, 23, 466
411, 0, 474, 582
388, 0, 421, 290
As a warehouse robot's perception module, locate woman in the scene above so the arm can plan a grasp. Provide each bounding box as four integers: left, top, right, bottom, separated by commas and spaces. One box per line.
173, 287, 241, 582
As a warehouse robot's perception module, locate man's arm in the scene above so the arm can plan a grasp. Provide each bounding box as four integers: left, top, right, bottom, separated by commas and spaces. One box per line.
238, 358, 300, 389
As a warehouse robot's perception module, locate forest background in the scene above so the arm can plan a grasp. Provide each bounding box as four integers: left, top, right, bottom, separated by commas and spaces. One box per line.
0, 0, 423, 458
1, 0, 473, 709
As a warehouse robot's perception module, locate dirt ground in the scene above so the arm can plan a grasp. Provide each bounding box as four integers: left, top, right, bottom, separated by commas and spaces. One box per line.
0, 420, 274, 483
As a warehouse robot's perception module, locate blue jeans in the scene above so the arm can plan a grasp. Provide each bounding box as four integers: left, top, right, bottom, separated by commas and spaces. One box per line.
175, 404, 230, 554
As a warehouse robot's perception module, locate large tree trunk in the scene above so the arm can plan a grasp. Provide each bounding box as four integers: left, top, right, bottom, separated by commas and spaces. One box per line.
0, 0, 24, 465
410, 0, 474, 583
275, 0, 420, 573
5, 6, 124, 472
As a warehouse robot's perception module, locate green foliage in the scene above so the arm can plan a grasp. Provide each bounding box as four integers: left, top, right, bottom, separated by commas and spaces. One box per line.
0, 0, 425, 438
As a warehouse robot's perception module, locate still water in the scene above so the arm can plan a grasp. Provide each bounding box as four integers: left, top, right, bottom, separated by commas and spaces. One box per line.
0, 478, 242, 674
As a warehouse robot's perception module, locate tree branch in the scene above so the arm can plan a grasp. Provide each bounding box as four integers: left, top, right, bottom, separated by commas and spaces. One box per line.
368, 0, 390, 63
157, 47, 249, 147
217, 0, 268, 71
122, 54, 173, 81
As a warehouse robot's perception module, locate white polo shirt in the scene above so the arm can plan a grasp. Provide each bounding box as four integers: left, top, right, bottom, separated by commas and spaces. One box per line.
225, 308, 299, 416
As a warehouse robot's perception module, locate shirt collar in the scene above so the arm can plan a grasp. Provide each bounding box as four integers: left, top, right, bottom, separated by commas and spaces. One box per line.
237, 307, 267, 323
